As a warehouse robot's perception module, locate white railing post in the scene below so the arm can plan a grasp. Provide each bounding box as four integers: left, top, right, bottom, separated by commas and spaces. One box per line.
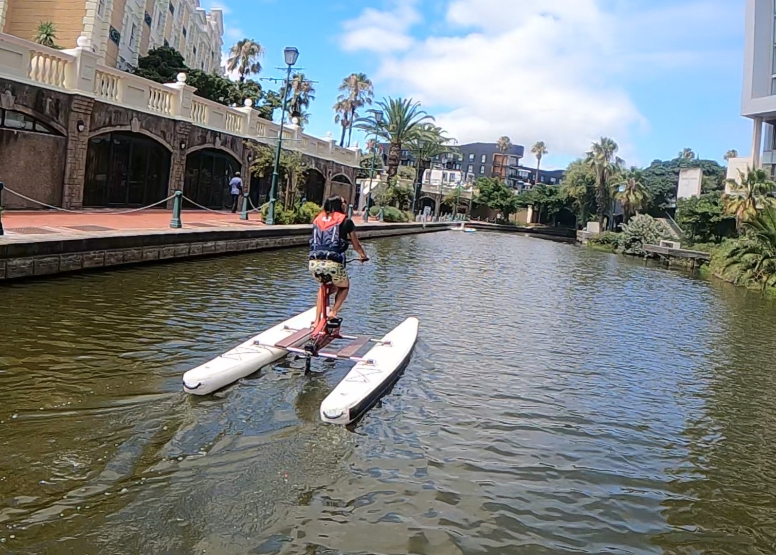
164, 72, 194, 120
62, 36, 99, 93
237, 99, 255, 136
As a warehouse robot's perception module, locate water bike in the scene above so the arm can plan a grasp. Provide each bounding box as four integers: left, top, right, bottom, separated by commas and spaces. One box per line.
181, 260, 419, 425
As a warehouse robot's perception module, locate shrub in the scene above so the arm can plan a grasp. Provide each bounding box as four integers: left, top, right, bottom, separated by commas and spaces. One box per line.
587, 231, 620, 252
260, 202, 295, 225
619, 214, 671, 256
369, 206, 408, 222
294, 201, 321, 224
713, 207, 776, 289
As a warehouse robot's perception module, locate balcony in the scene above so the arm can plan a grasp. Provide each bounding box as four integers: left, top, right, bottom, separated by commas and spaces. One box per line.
0, 32, 360, 168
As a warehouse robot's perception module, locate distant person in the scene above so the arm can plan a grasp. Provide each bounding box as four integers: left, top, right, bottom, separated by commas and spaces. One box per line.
229, 172, 243, 213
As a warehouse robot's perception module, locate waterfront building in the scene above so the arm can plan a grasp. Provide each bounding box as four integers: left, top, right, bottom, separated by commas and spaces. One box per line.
0, 0, 223, 72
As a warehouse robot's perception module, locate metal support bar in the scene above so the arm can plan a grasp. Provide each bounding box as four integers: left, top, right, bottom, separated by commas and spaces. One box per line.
0, 182, 4, 236
170, 190, 182, 229
240, 193, 249, 220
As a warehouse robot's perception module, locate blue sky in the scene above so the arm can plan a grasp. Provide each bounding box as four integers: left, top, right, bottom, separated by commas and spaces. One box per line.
205, 0, 750, 170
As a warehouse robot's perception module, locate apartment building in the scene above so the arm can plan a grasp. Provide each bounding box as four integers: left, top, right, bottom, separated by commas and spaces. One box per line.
742, 0, 776, 176
0, 0, 223, 73
459, 142, 525, 188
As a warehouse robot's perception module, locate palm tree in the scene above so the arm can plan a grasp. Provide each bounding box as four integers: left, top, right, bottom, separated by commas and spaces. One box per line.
497, 136, 512, 153
724, 149, 739, 162
722, 206, 776, 289
678, 148, 696, 161
614, 168, 649, 223
532, 141, 548, 184
333, 98, 352, 147
34, 21, 58, 48
356, 97, 434, 180
338, 73, 374, 148
406, 124, 458, 208
284, 73, 315, 124
226, 39, 265, 83
724, 167, 776, 230
586, 137, 624, 229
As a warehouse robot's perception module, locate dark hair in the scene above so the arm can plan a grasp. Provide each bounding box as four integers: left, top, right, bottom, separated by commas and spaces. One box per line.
323, 196, 345, 214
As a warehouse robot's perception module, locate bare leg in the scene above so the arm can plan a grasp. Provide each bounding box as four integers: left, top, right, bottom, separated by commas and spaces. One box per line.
328, 285, 349, 319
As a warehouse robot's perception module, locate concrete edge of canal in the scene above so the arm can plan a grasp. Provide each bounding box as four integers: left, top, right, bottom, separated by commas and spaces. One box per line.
0, 221, 579, 282
0, 222, 453, 282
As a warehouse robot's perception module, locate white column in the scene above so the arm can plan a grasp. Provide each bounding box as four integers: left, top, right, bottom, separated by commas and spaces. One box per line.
752, 116, 763, 169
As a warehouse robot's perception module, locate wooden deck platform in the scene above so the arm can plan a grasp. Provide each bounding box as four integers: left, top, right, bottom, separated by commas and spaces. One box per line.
643, 244, 711, 261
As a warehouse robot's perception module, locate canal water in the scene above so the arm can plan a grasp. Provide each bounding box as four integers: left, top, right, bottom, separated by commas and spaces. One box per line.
2, 231, 776, 554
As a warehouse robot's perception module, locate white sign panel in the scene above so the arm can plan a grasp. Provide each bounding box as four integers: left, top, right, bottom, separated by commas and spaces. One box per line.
677, 168, 703, 200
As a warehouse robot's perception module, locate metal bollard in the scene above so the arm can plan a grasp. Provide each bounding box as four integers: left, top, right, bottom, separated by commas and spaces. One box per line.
170, 190, 183, 229
240, 193, 249, 221
347, 204, 353, 219
0, 181, 4, 236
378, 207, 384, 222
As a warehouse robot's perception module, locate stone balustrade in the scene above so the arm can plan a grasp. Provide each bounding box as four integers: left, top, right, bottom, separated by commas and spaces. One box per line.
0, 32, 361, 168
420, 181, 475, 200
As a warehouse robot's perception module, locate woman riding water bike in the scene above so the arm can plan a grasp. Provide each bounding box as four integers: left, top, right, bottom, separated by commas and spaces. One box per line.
308, 196, 368, 327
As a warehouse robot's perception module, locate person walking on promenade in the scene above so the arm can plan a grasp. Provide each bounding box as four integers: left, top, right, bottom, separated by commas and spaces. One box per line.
229, 172, 243, 213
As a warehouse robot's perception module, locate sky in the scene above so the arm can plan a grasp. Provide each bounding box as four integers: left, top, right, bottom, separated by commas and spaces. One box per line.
203, 0, 751, 170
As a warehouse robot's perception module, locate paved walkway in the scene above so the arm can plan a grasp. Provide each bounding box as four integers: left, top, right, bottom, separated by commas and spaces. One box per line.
0, 208, 375, 243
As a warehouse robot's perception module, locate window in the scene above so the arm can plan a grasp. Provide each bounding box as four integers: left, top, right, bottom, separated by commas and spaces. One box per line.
467, 164, 473, 173
144, 12, 152, 26
157, 10, 164, 31
480, 165, 485, 174
182, 27, 187, 38
109, 26, 121, 45
1, 109, 57, 134
468, 153, 474, 161
169, 2, 175, 15
481, 154, 487, 163
97, 0, 106, 18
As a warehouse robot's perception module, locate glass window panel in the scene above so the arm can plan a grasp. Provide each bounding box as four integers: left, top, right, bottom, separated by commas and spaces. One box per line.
4, 110, 34, 130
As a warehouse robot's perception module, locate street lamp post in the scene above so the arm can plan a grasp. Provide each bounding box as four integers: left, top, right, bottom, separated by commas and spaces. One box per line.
266, 47, 299, 226
363, 111, 384, 223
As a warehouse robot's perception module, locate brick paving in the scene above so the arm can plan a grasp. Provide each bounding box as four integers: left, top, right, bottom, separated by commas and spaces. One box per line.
0, 209, 265, 239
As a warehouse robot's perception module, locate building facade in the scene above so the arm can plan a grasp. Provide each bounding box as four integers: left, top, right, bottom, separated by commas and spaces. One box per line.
0, 0, 223, 73
741, 0, 776, 176
458, 142, 525, 188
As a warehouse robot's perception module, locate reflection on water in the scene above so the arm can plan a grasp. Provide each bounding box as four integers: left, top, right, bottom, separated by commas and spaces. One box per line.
2, 232, 776, 553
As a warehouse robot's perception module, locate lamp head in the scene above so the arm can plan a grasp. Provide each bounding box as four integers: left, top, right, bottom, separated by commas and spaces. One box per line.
284, 47, 299, 66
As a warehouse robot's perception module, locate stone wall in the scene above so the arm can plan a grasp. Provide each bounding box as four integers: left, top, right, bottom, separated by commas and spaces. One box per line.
0, 222, 452, 281
0, 130, 67, 209
0, 78, 358, 210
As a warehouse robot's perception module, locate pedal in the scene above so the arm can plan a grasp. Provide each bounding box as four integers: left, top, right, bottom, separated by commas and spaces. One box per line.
304, 341, 317, 355
326, 317, 342, 334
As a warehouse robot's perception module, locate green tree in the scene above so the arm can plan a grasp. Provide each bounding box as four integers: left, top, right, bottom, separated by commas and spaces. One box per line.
724, 149, 739, 162
724, 167, 776, 229
357, 146, 384, 179
515, 184, 565, 225
474, 177, 518, 220
356, 97, 434, 180
531, 141, 548, 184
586, 137, 624, 229
614, 168, 649, 222
338, 73, 374, 147
257, 90, 282, 121
560, 159, 597, 228
226, 39, 264, 82
33, 21, 59, 48
675, 192, 736, 244
497, 136, 513, 153
134, 46, 187, 83
282, 73, 315, 125
640, 157, 726, 214
679, 148, 696, 160
718, 206, 776, 289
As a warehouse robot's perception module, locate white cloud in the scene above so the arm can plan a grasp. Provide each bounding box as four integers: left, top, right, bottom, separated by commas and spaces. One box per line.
339, 0, 740, 167
225, 26, 244, 40
340, 0, 422, 53
202, 1, 232, 14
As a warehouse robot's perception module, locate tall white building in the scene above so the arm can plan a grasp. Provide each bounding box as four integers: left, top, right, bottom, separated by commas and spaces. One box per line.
0, 0, 223, 74
742, 0, 776, 176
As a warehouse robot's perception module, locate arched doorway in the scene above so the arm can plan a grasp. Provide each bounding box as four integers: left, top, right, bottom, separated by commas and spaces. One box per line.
418, 197, 436, 214
330, 174, 353, 204
303, 169, 325, 205
84, 132, 171, 207
184, 149, 241, 209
